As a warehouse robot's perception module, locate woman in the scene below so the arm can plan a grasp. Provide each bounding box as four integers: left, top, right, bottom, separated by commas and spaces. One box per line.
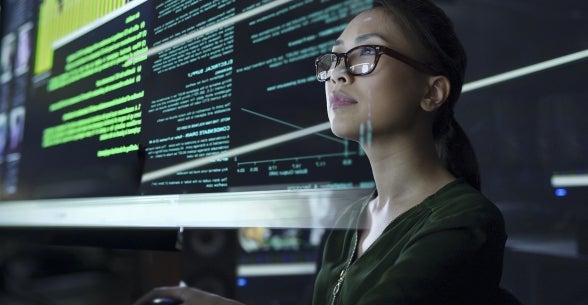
134, 0, 508, 304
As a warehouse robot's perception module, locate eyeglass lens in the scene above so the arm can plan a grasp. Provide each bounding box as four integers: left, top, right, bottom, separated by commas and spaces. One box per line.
316, 46, 377, 81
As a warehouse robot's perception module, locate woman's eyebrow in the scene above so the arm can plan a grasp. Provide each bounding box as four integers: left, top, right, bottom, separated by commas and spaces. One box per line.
333, 33, 390, 47
355, 33, 389, 44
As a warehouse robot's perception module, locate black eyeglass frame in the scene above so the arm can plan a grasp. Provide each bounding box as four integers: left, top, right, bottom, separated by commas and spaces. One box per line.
314, 45, 440, 82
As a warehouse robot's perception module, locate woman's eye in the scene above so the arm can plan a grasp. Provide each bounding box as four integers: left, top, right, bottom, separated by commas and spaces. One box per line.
360, 47, 376, 56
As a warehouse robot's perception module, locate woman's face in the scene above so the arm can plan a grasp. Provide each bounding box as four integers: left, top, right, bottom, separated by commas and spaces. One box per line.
325, 9, 430, 144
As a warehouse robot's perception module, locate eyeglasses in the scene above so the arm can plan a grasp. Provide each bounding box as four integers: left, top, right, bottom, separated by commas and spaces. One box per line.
314, 45, 439, 82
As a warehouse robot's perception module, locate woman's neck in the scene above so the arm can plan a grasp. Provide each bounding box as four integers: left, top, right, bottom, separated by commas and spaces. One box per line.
361, 135, 454, 208
355, 137, 454, 258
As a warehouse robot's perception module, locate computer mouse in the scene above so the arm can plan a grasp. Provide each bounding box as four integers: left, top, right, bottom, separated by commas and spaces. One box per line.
148, 297, 182, 305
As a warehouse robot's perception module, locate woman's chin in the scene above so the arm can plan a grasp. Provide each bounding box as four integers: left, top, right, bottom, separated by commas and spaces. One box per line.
330, 123, 360, 141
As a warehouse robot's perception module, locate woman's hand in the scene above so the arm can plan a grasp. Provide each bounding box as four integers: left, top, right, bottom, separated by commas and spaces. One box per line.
132, 285, 245, 305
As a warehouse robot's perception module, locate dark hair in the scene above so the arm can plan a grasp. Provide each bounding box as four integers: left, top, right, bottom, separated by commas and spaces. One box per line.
374, 0, 481, 190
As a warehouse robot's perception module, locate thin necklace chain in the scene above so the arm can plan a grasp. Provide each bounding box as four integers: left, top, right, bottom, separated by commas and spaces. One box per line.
329, 195, 371, 305
330, 231, 358, 305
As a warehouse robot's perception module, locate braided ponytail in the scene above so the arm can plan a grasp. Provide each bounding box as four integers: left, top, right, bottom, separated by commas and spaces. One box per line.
435, 117, 481, 190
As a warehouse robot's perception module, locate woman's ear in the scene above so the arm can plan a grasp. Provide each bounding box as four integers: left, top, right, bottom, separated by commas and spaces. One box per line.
421, 76, 450, 112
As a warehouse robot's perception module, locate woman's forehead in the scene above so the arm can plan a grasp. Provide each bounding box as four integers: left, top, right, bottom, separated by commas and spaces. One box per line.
336, 9, 410, 49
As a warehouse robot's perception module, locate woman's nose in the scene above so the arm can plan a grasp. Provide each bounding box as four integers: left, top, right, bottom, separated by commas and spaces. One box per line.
329, 63, 351, 84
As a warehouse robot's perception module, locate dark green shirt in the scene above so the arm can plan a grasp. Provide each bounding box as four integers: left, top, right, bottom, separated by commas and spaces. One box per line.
313, 179, 506, 305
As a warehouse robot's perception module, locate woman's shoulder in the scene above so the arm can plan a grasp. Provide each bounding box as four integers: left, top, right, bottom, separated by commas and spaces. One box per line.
423, 179, 505, 229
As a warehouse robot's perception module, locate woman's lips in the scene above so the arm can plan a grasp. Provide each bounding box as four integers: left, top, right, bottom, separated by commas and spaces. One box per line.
329, 92, 357, 108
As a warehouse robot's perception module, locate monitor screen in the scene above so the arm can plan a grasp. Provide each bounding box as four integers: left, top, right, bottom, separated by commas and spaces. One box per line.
3, 0, 375, 201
